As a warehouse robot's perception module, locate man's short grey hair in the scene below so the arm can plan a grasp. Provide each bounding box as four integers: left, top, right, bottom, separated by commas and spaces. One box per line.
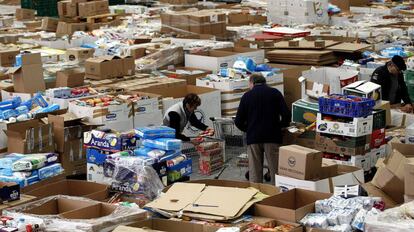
249, 73, 266, 85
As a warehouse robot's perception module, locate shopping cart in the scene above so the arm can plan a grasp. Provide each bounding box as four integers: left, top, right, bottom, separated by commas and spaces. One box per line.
209, 117, 271, 182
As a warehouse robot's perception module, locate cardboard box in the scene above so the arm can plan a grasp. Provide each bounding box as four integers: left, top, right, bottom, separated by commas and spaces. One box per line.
25, 180, 108, 201
372, 166, 404, 203
0, 49, 19, 67
85, 56, 134, 80
323, 153, 372, 172
3, 196, 147, 232
161, 67, 211, 85
78, 0, 109, 17
254, 189, 332, 222
8, 53, 45, 94
23, 20, 42, 29
66, 47, 94, 62
292, 99, 319, 125
185, 48, 265, 72
405, 162, 414, 196
5, 119, 54, 154
342, 80, 381, 105
126, 91, 162, 127
316, 113, 373, 137
315, 133, 371, 156
58, 1, 77, 18
123, 219, 211, 232
129, 47, 146, 59
56, 68, 85, 88
21, 174, 65, 193
362, 182, 397, 209
278, 145, 322, 180
56, 22, 86, 37
15, 8, 35, 21
300, 67, 358, 100
0, 182, 20, 203
276, 165, 364, 193
41, 17, 59, 32
47, 113, 96, 175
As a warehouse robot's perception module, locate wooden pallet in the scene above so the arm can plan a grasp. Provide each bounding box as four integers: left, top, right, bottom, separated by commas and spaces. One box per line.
86, 13, 123, 24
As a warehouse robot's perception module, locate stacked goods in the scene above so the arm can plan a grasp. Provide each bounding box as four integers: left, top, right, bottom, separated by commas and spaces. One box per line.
316, 94, 376, 172
84, 129, 137, 184
135, 126, 192, 185
268, 0, 329, 25
84, 56, 135, 80
301, 195, 383, 231
0, 153, 63, 188
197, 139, 224, 175
68, 95, 133, 131
267, 50, 337, 65
45, 86, 94, 109
57, 0, 121, 35
196, 57, 283, 117
161, 10, 227, 37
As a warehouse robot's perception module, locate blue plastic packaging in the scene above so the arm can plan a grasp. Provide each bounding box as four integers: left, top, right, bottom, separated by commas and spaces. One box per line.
233, 57, 256, 72
0, 97, 21, 111
38, 163, 63, 180
134, 147, 181, 160
135, 126, 175, 139
0, 154, 25, 169
142, 138, 182, 151
35, 104, 60, 114
15, 105, 28, 115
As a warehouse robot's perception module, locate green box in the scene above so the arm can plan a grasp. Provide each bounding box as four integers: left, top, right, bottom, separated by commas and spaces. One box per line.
405, 70, 414, 85
373, 109, 386, 130
292, 99, 319, 126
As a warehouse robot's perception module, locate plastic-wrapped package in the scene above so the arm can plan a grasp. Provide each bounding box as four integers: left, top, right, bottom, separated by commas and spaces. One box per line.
12, 155, 47, 172
3, 195, 147, 232
134, 147, 166, 159
0, 153, 25, 169
135, 126, 175, 139
142, 138, 182, 151
300, 213, 329, 229
38, 163, 63, 180
326, 224, 353, 232
106, 156, 164, 200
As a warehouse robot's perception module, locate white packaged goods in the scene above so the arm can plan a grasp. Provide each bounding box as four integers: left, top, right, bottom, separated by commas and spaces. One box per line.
268, 0, 329, 25
316, 113, 373, 137
406, 124, 414, 144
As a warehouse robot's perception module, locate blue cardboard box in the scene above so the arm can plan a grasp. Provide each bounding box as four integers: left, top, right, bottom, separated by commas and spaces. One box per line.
167, 158, 192, 182
84, 129, 137, 152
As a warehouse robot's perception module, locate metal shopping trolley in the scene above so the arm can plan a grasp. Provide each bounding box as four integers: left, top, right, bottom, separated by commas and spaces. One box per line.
209, 117, 271, 181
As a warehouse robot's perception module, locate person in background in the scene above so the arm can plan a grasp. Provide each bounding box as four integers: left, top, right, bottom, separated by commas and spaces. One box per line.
235, 73, 291, 184
163, 93, 214, 144
371, 55, 413, 113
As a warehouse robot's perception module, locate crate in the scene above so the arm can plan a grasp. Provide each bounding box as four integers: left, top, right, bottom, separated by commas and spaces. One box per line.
319, 94, 375, 118
21, 0, 60, 17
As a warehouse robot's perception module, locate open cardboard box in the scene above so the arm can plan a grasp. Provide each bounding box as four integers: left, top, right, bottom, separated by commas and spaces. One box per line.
276, 165, 364, 193
25, 180, 108, 201
160, 67, 211, 85
4, 195, 147, 232
254, 189, 332, 222
5, 118, 55, 154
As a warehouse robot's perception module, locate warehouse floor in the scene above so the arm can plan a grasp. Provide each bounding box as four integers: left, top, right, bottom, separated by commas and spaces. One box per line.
190, 146, 272, 183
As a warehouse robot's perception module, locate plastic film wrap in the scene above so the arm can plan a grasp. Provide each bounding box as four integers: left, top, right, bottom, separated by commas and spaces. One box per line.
3, 195, 148, 232
135, 45, 184, 71
365, 201, 414, 232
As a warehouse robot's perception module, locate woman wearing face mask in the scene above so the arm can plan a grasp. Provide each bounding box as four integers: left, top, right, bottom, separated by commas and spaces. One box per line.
163, 93, 214, 144
371, 55, 413, 113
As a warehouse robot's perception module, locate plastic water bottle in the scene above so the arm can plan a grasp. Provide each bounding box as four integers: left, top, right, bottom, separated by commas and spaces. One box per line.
17, 218, 26, 231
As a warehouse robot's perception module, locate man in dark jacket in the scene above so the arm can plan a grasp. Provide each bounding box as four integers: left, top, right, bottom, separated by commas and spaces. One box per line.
235, 73, 291, 184
371, 55, 413, 113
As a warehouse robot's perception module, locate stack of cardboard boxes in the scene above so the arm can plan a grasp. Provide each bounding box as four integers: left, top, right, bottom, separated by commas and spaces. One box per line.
276, 145, 364, 193
161, 10, 227, 37
84, 55, 135, 80
57, 0, 113, 35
